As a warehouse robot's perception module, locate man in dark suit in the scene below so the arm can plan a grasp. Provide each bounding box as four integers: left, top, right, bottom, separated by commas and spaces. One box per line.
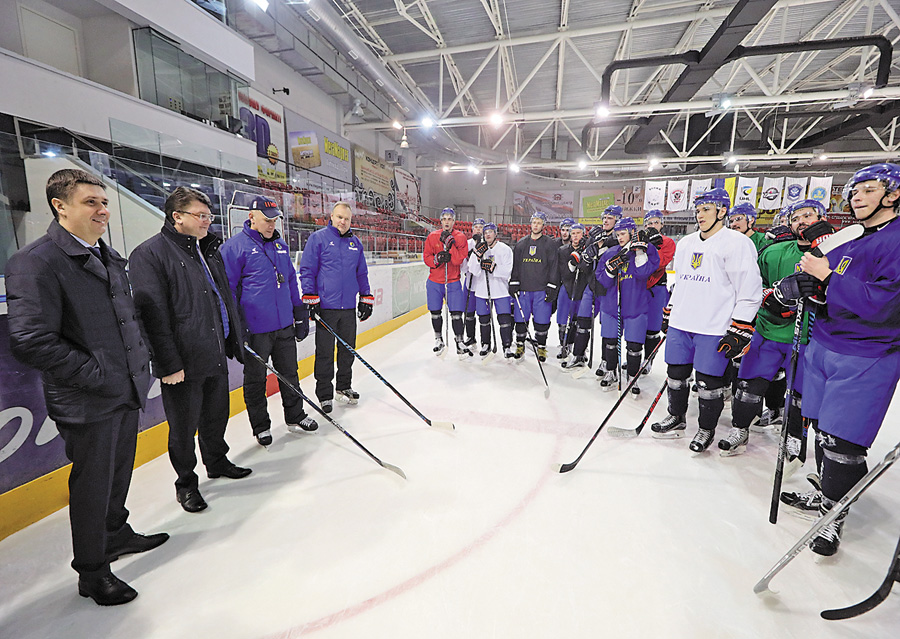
5, 169, 168, 606
130, 187, 250, 514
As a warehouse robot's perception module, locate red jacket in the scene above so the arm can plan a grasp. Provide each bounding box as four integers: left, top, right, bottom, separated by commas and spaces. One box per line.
647, 234, 676, 288
424, 228, 467, 283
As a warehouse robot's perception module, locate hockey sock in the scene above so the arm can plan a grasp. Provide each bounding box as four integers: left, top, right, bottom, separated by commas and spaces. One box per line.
515, 322, 527, 345
732, 377, 766, 429
665, 363, 692, 417
696, 372, 726, 432
479, 314, 491, 347
813, 420, 824, 475
450, 311, 464, 341
766, 374, 787, 411
431, 311, 443, 335
644, 331, 662, 361
818, 431, 869, 501
625, 341, 644, 378
498, 313, 513, 349
465, 312, 477, 341
534, 323, 551, 347
558, 324, 566, 345
602, 337, 618, 372
573, 316, 591, 357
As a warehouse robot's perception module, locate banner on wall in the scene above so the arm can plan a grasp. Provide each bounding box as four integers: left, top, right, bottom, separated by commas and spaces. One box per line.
513, 191, 574, 222
690, 179, 711, 204
284, 109, 352, 185
616, 185, 644, 216
808, 176, 833, 205
580, 190, 617, 219
237, 87, 287, 185
784, 177, 808, 207
353, 145, 396, 213
394, 167, 421, 216
665, 179, 689, 211
758, 177, 784, 210
643, 181, 666, 209
735, 177, 759, 206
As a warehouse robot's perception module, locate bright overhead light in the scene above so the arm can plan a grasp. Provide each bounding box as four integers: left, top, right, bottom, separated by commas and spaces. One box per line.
421, 117, 434, 129
392, 120, 402, 130
594, 101, 609, 119
490, 112, 504, 127
648, 157, 659, 168
509, 162, 520, 173
577, 158, 587, 170
442, 164, 450, 173
818, 153, 828, 161
862, 86, 875, 99
725, 154, 737, 165
400, 131, 409, 149
468, 164, 480, 175
191, 183, 201, 188
252, 0, 269, 10
41, 150, 56, 157
482, 174, 487, 185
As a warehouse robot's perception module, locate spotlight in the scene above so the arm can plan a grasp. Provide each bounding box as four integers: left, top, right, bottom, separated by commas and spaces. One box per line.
490, 112, 504, 127
725, 154, 737, 165
509, 162, 520, 173
392, 120, 403, 130
442, 165, 450, 173
350, 99, 365, 118
577, 158, 587, 170
421, 117, 434, 129
482, 174, 487, 185
400, 130, 409, 149
648, 157, 659, 169
594, 101, 609, 119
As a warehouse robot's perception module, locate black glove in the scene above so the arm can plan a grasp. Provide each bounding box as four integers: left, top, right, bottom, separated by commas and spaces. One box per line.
545, 285, 559, 304
588, 225, 605, 243
480, 257, 496, 272
717, 320, 754, 359
602, 233, 618, 249
761, 288, 795, 322
605, 247, 629, 276
474, 239, 489, 258
661, 306, 671, 334
436, 250, 452, 264
645, 227, 664, 249
631, 230, 648, 252
801, 220, 835, 252
765, 225, 794, 244
302, 294, 320, 319
472, 233, 482, 244
357, 294, 374, 321
294, 320, 309, 341
774, 272, 826, 306
440, 229, 451, 243
508, 282, 520, 297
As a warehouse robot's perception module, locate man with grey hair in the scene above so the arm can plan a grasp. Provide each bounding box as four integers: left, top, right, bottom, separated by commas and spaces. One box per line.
130, 186, 250, 514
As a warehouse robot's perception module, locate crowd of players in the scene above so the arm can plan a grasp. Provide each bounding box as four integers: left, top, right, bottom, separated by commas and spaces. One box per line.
423, 162, 900, 559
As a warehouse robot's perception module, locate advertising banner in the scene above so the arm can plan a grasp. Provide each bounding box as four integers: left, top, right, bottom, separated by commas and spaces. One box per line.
784, 177, 808, 207
392, 264, 429, 318
735, 177, 759, 206
237, 87, 287, 185
353, 145, 396, 213
808, 176, 833, 205
512, 191, 575, 222
643, 181, 666, 209
579, 190, 617, 220
665, 179, 689, 211
616, 185, 644, 216
284, 109, 352, 185
690, 179, 711, 204
758, 177, 784, 210
394, 167, 421, 216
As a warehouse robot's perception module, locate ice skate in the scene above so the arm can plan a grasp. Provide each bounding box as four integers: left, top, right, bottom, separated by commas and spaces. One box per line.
287, 416, 318, 433
433, 337, 445, 356
557, 344, 570, 360
750, 407, 782, 432
689, 428, 715, 453
651, 414, 686, 439
335, 388, 359, 405
536, 345, 547, 362
457, 339, 473, 360
809, 502, 848, 557
717, 427, 748, 456
599, 369, 618, 391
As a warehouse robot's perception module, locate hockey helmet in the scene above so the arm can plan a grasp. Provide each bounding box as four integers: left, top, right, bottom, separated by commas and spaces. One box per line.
644, 209, 663, 221
727, 202, 757, 223
787, 199, 827, 221
694, 187, 731, 212
602, 205, 623, 220
614, 217, 637, 233
842, 163, 900, 201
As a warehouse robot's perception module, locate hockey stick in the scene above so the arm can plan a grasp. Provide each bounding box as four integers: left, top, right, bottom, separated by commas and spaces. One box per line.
512, 293, 550, 398
616, 270, 623, 392
314, 318, 455, 430
754, 439, 900, 595
243, 344, 407, 479
483, 261, 499, 364
439, 261, 449, 358
558, 335, 666, 473
821, 529, 900, 620
607, 378, 668, 438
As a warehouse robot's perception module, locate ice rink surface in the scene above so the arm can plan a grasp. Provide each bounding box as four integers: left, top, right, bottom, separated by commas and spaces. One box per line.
1, 314, 899, 638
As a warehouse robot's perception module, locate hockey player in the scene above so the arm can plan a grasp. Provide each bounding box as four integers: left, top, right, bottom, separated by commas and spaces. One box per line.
461, 217, 486, 352
775, 163, 900, 556
555, 218, 574, 248
467, 223, 515, 358
423, 208, 468, 356
509, 211, 560, 361
643, 210, 676, 371
595, 217, 660, 394
557, 224, 595, 369
724, 199, 832, 458
650, 188, 762, 452
728, 202, 768, 252
586, 205, 622, 375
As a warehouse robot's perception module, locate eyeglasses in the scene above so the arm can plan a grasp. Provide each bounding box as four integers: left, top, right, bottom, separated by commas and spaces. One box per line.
176, 210, 214, 222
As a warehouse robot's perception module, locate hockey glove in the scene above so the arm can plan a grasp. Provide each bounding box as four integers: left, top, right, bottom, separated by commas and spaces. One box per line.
472, 233, 482, 244
302, 294, 320, 319
508, 282, 520, 297
801, 220, 835, 252
765, 225, 794, 244
294, 320, 309, 342
605, 248, 629, 275
545, 284, 559, 305
645, 227, 664, 249
630, 230, 649, 252
357, 294, 374, 321
568, 250, 582, 271
480, 257, 496, 272
474, 239, 489, 258
602, 233, 619, 249
661, 306, 671, 334
436, 250, 452, 264
440, 229, 451, 243
761, 288, 796, 321
774, 272, 827, 306
717, 320, 754, 359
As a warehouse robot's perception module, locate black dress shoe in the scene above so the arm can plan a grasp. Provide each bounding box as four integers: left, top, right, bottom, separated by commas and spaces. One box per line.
207, 463, 252, 479
176, 488, 208, 513
78, 573, 138, 606
108, 532, 170, 562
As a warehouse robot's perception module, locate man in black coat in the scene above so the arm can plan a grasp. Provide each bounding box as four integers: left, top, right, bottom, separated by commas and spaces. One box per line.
129, 187, 250, 514
5, 169, 168, 606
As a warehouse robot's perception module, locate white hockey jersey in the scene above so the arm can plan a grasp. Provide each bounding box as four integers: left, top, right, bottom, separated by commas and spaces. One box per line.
467, 241, 513, 299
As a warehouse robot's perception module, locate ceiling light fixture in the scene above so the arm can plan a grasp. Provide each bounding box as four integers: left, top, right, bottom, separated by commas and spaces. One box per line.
509, 162, 520, 173
400, 130, 409, 149
392, 120, 402, 130
421, 117, 434, 129
490, 112, 504, 127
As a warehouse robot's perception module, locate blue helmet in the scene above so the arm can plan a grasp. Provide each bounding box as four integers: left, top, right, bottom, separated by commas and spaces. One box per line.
570, 222, 586, 231
531, 211, 548, 222
560, 217, 575, 228
787, 199, 827, 221
483, 222, 497, 233
728, 202, 757, 223
614, 217, 637, 233
842, 163, 900, 201
694, 187, 731, 212
441, 207, 456, 218
473, 217, 486, 226
603, 205, 623, 219
644, 209, 663, 221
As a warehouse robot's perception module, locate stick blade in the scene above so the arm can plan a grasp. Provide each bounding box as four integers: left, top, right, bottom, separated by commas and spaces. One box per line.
571, 367, 591, 380
481, 352, 496, 366
753, 581, 775, 595
558, 461, 577, 473
382, 462, 407, 479
543, 387, 550, 399
429, 420, 456, 430
607, 427, 639, 438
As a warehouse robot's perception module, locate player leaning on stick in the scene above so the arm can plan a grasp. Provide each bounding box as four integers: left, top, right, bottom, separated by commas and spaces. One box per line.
461, 217, 486, 351
467, 223, 515, 358
724, 199, 832, 458
423, 207, 468, 356
650, 188, 762, 453
509, 211, 560, 361
774, 163, 900, 556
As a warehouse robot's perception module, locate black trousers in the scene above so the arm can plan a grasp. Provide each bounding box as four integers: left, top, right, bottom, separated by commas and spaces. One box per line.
57, 409, 139, 577
314, 308, 357, 402
243, 327, 307, 435
161, 374, 230, 491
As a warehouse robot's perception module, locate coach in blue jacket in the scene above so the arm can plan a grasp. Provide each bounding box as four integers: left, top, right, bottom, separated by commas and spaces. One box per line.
299, 201, 373, 412
221, 196, 317, 447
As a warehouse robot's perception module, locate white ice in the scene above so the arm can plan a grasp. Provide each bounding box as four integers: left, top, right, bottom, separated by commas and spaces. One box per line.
1, 314, 899, 638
